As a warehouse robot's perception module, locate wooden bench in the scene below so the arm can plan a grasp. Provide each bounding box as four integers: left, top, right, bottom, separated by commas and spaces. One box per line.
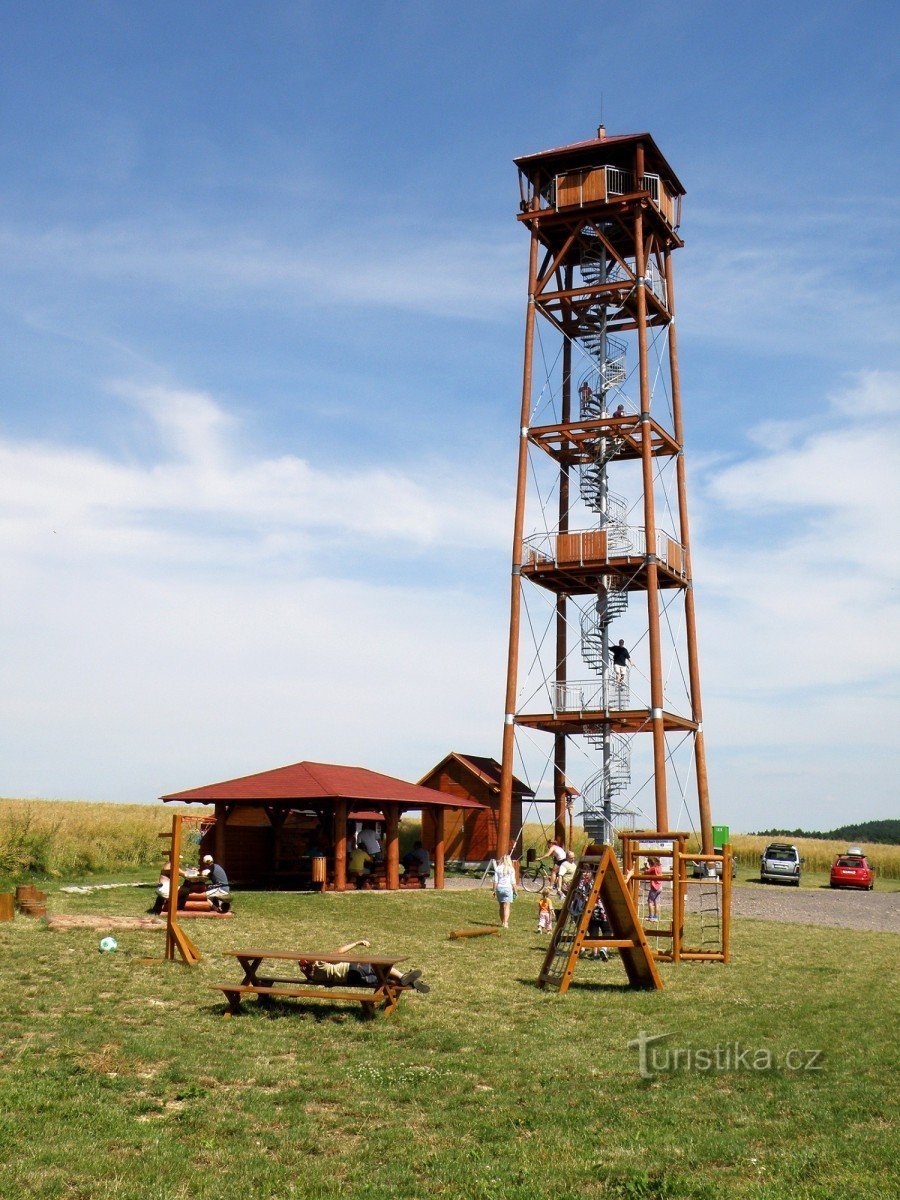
212, 949, 409, 1018
211, 984, 387, 1017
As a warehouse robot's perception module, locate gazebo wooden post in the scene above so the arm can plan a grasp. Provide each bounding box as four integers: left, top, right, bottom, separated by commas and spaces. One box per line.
433, 807, 445, 890
333, 798, 348, 891
265, 806, 287, 884
213, 804, 226, 862
385, 803, 400, 890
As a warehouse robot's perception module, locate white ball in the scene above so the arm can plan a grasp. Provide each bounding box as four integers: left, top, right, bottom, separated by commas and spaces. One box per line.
99, 936, 118, 953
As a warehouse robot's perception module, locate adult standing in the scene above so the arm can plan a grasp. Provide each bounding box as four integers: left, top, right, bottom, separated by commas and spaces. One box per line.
610, 639, 631, 685
492, 854, 518, 929
357, 824, 382, 861
556, 850, 577, 895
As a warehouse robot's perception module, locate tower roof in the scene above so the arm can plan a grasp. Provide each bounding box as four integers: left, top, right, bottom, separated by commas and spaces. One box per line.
514, 130, 685, 195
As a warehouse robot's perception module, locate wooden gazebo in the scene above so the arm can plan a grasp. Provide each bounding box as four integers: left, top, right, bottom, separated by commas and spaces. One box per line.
161, 760, 487, 891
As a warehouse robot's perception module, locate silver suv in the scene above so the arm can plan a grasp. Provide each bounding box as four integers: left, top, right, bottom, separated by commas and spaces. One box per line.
760, 842, 801, 887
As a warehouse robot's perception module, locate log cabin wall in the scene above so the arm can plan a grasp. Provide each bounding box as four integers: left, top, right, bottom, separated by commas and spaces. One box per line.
421, 757, 523, 862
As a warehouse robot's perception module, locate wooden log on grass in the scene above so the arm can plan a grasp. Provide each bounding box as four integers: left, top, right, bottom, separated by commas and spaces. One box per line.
448, 927, 501, 940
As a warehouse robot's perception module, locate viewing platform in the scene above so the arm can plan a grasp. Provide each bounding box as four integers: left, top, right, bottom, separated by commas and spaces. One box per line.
516, 706, 698, 738
521, 527, 688, 594
528, 414, 680, 465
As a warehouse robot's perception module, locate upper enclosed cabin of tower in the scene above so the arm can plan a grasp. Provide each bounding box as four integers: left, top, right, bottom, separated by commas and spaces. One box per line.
515, 130, 685, 236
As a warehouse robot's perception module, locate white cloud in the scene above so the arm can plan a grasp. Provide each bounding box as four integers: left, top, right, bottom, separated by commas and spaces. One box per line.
690, 371, 900, 827
0, 381, 512, 800
0, 381, 511, 574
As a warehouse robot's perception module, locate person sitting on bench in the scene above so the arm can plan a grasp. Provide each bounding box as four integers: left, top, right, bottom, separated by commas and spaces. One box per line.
348, 844, 374, 888
200, 854, 231, 913
299, 940, 430, 993
401, 841, 431, 884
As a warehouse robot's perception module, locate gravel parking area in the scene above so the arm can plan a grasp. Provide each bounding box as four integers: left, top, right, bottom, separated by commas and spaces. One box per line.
731, 883, 900, 933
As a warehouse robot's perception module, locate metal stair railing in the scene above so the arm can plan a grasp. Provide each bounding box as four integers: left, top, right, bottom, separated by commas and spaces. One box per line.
580, 747, 632, 805
553, 677, 631, 713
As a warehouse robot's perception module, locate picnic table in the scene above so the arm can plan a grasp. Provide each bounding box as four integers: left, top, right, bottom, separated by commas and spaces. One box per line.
211, 948, 409, 1018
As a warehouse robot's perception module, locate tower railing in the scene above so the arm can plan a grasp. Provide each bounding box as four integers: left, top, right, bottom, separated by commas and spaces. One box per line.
552, 678, 631, 713
523, 527, 687, 577
536, 166, 676, 225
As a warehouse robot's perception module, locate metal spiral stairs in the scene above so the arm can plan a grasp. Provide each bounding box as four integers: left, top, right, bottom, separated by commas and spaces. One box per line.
579, 740, 633, 843
579, 576, 631, 709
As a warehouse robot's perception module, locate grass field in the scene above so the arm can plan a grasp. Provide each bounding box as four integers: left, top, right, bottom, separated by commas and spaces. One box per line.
0, 881, 896, 1199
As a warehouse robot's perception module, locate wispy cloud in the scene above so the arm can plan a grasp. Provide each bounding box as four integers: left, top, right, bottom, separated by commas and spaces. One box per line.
0, 380, 511, 573
0, 217, 522, 322
687, 371, 900, 823
679, 201, 900, 354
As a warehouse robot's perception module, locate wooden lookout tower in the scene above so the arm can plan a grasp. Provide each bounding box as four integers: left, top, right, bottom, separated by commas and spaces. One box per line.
496, 125, 713, 856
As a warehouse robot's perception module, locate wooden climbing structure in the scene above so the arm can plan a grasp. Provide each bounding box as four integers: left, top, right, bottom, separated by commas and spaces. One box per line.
538, 846, 662, 992
620, 831, 732, 964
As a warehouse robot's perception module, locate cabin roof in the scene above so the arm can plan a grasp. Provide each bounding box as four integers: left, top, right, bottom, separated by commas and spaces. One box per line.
418, 751, 535, 798
161, 760, 487, 810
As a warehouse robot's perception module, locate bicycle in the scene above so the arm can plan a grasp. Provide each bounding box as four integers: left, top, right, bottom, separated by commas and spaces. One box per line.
519, 861, 564, 894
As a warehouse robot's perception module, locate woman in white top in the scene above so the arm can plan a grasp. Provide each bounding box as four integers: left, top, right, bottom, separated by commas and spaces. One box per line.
492, 854, 518, 929
541, 839, 567, 890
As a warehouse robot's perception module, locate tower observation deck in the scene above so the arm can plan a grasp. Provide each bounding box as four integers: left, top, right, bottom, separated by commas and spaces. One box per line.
496, 126, 713, 855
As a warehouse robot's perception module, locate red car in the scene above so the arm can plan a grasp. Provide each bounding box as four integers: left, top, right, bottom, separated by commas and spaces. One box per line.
829, 850, 875, 890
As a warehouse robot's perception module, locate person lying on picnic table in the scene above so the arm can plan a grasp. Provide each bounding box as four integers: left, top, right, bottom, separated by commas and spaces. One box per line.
298, 941, 430, 993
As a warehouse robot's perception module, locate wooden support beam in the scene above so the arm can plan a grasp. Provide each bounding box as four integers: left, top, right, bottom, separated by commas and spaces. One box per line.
333, 798, 347, 892
433, 808, 445, 890
385, 803, 400, 890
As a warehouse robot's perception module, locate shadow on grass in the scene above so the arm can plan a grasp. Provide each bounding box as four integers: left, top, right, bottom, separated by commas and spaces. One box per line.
203, 998, 376, 1022
514, 976, 631, 994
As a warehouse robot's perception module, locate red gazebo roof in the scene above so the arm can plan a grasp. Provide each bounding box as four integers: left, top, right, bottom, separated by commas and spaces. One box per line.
161, 760, 487, 811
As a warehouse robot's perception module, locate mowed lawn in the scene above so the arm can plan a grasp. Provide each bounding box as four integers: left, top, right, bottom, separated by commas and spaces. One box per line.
0, 883, 896, 1200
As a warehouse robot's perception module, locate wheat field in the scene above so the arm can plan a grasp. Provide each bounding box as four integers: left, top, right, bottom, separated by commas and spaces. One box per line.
0, 798, 207, 879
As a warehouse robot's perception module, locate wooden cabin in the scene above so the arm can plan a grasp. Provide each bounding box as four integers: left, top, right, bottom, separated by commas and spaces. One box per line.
419, 753, 533, 864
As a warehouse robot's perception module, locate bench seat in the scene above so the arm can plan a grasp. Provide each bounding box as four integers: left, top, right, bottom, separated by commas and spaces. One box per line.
210, 983, 404, 1017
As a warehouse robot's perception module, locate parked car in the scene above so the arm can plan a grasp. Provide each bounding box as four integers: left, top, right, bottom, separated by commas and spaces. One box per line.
760, 842, 801, 886
830, 848, 875, 890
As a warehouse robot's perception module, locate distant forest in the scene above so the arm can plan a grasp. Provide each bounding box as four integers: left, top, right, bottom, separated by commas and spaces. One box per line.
753, 819, 900, 846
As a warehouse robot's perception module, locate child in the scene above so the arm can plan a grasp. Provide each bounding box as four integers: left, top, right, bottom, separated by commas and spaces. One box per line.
646, 855, 663, 921
536, 887, 554, 934
587, 897, 611, 961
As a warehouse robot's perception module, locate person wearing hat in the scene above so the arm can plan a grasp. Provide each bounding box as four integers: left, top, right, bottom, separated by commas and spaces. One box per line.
200, 854, 231, 913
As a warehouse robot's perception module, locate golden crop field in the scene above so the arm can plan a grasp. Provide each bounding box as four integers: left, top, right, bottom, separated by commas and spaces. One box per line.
0, 798, 209, 879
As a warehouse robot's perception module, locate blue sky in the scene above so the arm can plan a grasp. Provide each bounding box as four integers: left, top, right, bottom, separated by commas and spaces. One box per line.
1, 1, 897, 831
